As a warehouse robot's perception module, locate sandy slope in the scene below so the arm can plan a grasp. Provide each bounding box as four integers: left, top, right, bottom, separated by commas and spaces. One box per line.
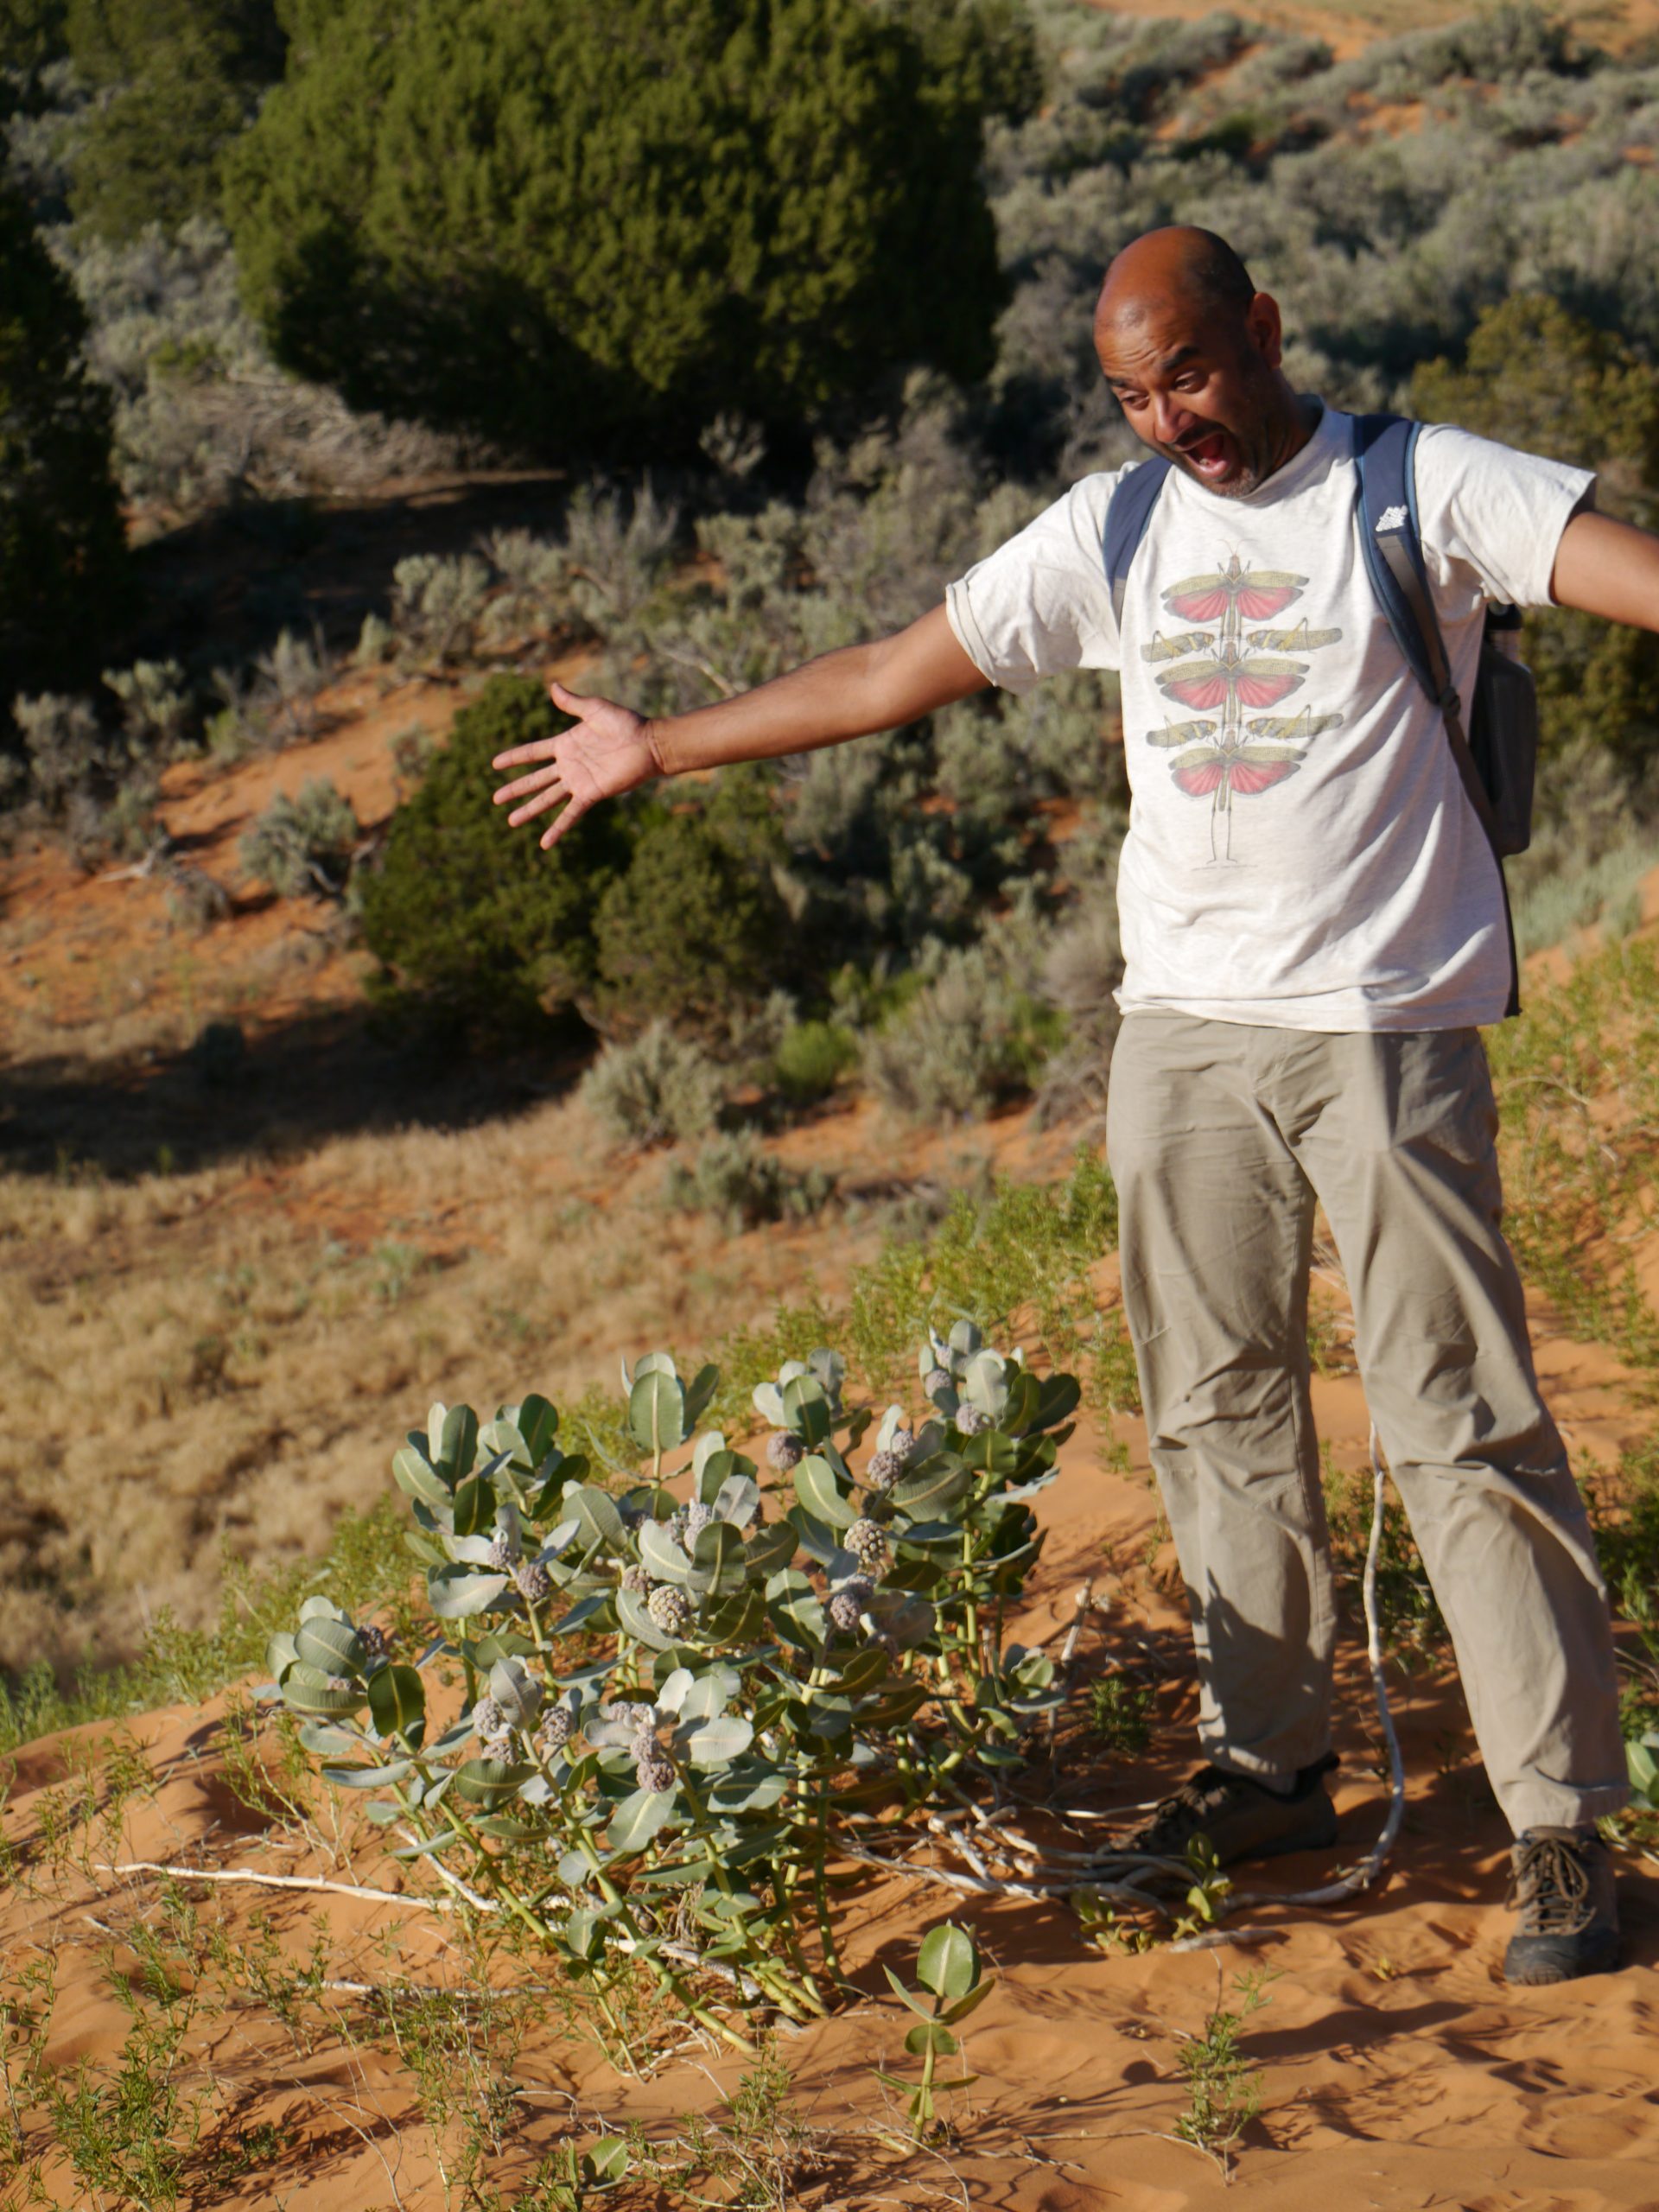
5, 1329, 1656, 2209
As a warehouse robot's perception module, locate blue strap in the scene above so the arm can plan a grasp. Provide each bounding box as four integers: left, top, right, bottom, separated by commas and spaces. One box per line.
1103, 455, 1172, 626
1351, 411, 1446, 709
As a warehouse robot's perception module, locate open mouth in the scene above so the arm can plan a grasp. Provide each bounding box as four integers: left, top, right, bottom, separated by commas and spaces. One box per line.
1176, 429, 1236, 480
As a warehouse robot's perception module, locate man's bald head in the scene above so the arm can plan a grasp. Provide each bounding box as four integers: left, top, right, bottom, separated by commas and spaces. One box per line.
1091, 226, 1308, 499
1095, 226, 1256, 346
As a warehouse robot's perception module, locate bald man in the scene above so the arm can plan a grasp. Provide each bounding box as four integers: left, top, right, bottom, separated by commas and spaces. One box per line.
493, 226, 1659, 1985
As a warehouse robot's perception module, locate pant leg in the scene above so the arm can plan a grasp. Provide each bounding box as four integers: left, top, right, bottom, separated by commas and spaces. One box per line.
1107, 1010, 1338, 1782
1280, 1025, 1628, 1836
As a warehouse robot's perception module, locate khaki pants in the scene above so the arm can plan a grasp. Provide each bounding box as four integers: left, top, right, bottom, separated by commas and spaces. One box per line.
1106, 1010, 1628, 1837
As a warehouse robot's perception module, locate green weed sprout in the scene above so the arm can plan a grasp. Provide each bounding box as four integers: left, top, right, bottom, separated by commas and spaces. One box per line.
539, 2135, 628, 2207
1628, 1734, 1659, 1810
265, 1324, 1077, 2065
876, 1921, 995, 2143
1173, 1969, 1273, 2176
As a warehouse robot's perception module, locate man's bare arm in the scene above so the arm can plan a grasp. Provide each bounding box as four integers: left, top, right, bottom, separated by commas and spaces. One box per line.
492, 605, 988, 849
1550, 509, 1659, 628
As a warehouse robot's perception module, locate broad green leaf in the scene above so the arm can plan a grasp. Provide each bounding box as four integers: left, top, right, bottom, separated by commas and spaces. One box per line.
941, 1979, 996, 2026
918, 1922, 979, 2001
891, 1457, 973, 1519
279, 1664, 367, 1718
629, 1370, 687, 1455
742, 1520, 797, 1579
264, 1630, 299, 1678
1033, 1373, 1082, 1431
426, 1565, 511, 1619
450, 1758, 533, 1808
639, 1517, 692, 1584
655, 1666, 695, 1713
367, 1664, 427, 1744
712, 1472, 760, 1527
607, 1785, 676, 1856
683, 1362, 720, 1428
904, 2017, 960, 2058
677, 1664, 739, 1722
296, 1720, 359, 1758
881, 1965, 937, 2019
750, 1381, 786, 1427
321, 1760, 414, 1790
452, 1471, 495, 1537
435, 1402, 480, 1482
393, 1444, 453, 1509
793, 1453, 856, 1530
832, 1645, 890, 1696
959, 1430, 1020, 1479
688, 1519, 745, 1592
699, 1583, 766, 1643
488, 1656, 542, 1729
565, 1484, 625, 1553
518, 1393, 560, 1463
586, 2138, 628, 2183
782, 1373, 830, 1445
681, 1715, 752, 1768
766, 1569, 825, 1651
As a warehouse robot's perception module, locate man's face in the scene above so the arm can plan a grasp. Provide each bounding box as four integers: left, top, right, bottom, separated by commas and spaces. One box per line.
1094, 292, 1288, 499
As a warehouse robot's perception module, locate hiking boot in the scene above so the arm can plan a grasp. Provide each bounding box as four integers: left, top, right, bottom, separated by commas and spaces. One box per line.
1503, 1826, 1622, 1986
1109, 1751, 1340, 1870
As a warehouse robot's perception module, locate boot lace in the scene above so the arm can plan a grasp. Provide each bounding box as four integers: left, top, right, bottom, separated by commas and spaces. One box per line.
1135, 1765, 1246, 1853
1506, 1833, 1595, 1936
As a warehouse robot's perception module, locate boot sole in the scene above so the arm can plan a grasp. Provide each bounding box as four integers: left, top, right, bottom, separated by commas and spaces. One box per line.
1503, 1930, 1623, 1986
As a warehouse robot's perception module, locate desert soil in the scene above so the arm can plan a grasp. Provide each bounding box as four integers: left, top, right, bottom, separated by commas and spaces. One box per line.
5, 1324, 1657, 2209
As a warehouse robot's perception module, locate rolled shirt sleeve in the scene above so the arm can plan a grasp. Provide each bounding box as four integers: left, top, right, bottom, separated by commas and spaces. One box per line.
944, 470, 1129, 691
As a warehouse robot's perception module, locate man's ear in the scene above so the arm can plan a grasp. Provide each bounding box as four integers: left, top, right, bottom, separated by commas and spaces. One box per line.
1244, 291, 1283, 370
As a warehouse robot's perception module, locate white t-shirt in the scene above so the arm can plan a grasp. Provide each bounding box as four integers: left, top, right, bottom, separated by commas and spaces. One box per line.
945, 406, 1593, 1031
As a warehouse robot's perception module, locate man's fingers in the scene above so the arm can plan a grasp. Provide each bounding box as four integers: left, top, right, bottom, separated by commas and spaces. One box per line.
492, 734, 563, 769
495, 771, 565, 810
506, 781, 568, 828
540, 794, 589, 849
549, 678, 591, 712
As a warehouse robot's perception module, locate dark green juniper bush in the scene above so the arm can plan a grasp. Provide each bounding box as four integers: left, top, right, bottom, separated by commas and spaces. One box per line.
492, 218, 1659, 1988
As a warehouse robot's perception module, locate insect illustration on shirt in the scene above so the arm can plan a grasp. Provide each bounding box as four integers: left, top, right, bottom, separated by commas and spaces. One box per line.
1140, 553, 1344, 861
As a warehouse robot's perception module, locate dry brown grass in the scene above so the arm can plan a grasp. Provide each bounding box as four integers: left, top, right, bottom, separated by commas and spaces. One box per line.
0, 1089, 904, 1677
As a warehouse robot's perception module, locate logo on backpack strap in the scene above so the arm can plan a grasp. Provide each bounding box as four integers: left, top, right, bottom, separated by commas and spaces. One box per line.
1375, 504, 1408, 533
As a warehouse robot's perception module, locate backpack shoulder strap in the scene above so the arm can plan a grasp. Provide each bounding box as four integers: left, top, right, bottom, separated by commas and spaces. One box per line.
1353, 411, 1519, 1014
1103, 455, 1172, 626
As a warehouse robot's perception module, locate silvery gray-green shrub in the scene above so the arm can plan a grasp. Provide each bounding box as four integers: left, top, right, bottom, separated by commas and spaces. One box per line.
268, 1322, 1077, 2058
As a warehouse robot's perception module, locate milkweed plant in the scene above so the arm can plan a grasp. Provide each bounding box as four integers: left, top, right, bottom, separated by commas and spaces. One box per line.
264, 1324, 1078, 2058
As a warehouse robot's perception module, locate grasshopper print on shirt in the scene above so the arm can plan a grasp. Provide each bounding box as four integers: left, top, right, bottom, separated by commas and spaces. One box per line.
1141, 552, 1343, 862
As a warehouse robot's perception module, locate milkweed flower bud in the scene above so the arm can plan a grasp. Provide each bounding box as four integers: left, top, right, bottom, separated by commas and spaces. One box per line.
647, 1586, 690, 1637
487, 1531, 520, 1572
636, 1752, 677, 1795
866, 1449, 903, 1492
473, 1695, 506, 1741
534, 1707, 573, 1758
767, 1431, 804, 1471
955, 1404, 992, 1435
357, 1624, 391, 1660
829, 1579, 874, 1634
846, 1518, 891, 1573
620, 1563, 652, 1594
513, 1560, 552, 1604
924, 1367, 952, 1396
682, 1501, 715, 1551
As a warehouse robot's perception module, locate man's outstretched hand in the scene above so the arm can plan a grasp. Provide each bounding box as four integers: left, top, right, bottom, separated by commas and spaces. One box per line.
492, 679, 660, 849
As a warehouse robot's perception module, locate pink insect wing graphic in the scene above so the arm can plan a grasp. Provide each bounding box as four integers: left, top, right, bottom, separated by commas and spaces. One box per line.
1139, 551, 1344, 861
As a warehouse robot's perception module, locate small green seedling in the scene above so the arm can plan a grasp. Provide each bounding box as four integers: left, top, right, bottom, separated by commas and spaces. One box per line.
875, 1922, 995, 2143
1627, 1732, 1659, 1809
538, 2134, 628, 2208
